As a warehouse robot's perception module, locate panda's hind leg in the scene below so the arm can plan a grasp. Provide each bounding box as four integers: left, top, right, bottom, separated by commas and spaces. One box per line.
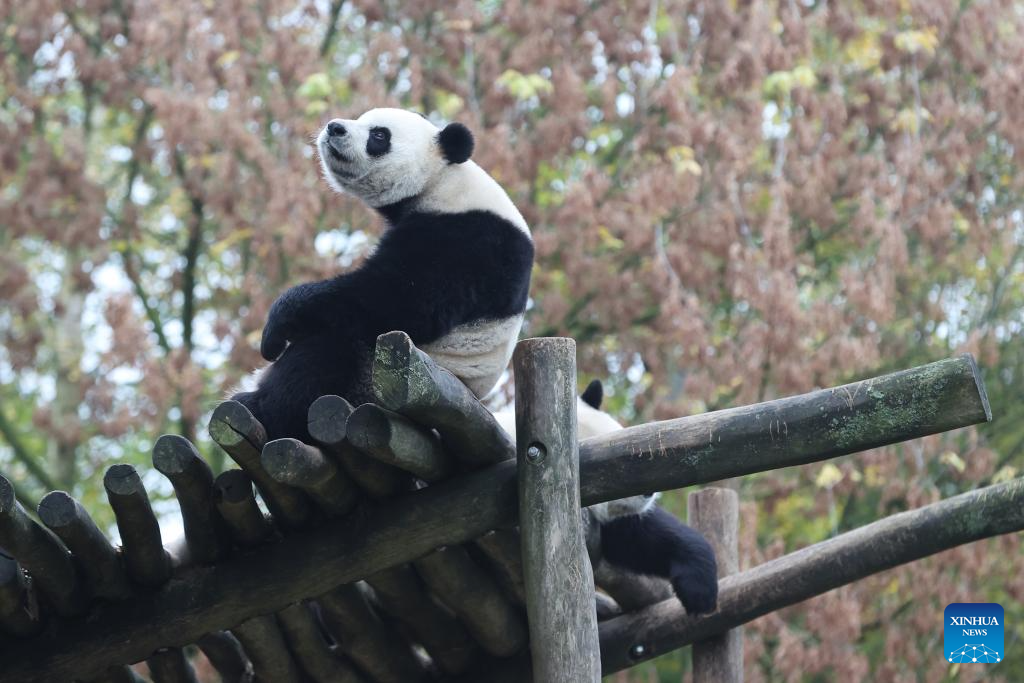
600, 506, 719, 615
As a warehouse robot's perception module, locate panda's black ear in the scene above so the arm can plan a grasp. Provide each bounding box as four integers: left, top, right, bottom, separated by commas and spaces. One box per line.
581, 379, 603, 409
439, 123, 474, 164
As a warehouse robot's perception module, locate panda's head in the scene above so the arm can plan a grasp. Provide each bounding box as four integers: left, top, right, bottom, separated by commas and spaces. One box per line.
316, 108, 474, 208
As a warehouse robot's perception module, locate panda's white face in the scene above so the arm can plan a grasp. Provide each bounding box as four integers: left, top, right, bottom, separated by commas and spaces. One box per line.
316, 108, 449, 208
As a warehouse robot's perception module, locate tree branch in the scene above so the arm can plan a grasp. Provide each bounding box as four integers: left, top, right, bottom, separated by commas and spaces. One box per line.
0, 408, 58, 492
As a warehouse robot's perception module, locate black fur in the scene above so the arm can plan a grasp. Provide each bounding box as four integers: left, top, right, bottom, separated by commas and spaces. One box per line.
601, 506, 719, 615
580, 379, 603, 409
239, 209, 533, 442
438, 123, 474, 164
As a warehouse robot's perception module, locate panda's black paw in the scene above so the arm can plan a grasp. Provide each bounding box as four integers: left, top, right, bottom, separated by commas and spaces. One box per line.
261, 284, 317, 361
670, 563, 719, 616
260, 321, 288, 361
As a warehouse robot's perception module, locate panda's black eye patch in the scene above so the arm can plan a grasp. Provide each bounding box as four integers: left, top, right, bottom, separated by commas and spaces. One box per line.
367, 127, 391, 157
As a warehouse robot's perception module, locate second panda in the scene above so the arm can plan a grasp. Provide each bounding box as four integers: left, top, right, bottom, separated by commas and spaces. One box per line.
492, 380, 719, 615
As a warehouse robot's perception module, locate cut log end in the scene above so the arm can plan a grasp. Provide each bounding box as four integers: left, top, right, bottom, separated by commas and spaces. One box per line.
210, 401, 264, 449
307, 395, 355, 445
261, 439, 311, 484
36, 491, 78, 529
346, 403, 391, 450
152, 435, 201, 476
372, 330, 418, 410
962, 353, 992, 422
214, 470, 255, 505
103, 464, 145, 497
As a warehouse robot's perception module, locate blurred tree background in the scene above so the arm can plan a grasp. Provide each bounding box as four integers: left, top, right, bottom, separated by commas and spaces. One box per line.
1, 0, 1022, 680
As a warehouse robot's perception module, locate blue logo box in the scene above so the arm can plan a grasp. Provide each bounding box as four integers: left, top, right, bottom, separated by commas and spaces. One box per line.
944, 603, 1003, 664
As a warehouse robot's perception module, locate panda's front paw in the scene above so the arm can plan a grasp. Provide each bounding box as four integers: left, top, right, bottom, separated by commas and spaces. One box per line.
260, 319, 289, 361
670, 564, 719, 616
260, 284, 318, 361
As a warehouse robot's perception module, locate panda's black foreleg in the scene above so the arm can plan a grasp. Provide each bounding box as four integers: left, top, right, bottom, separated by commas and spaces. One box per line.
600, 506, 719, 615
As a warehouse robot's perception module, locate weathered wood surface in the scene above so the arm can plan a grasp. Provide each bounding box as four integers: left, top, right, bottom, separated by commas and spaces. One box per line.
373, 330, 515, 465
261, 438, 359, 517
146, 647, 198, 683
103, 465, 170, 588
475, 529, 527, 606
689, 487, 741, 683
582, 354, 991, 504
366, 564, 478, 674
0, 354, 993, 682
153, 435, 231, 564
277, 601, 365, 683
209, 401, 312, 528
231, 614, 304, 683
307, 394, 407, 499
37, 491, 131, 601
212, 470, 271, 548
196, 631, 252, 683
347, 403, 453, 482
514, 337, 600, 683
414, 544, 527, 658
316, 582, 427, 683
600, 476, 1024, 673
0, 476, 86, 617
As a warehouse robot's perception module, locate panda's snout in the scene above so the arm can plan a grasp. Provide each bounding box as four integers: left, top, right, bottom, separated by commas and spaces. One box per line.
327, 121, 347, 138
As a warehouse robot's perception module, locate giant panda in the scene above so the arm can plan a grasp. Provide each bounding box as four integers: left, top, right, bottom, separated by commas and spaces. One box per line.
492, 380, 719, 615
234, 108, 534, 442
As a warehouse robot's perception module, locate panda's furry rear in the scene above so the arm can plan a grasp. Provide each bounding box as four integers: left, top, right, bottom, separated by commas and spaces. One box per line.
234, 109, 533, 442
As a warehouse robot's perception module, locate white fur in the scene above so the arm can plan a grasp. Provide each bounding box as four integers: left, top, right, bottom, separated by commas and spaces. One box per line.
317, 108, 530, 236
420, 315, 524, 398
492, 398, 659, 521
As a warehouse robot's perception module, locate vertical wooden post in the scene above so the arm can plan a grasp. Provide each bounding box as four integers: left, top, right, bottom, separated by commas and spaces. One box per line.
514, 337, 600, 683
689, 487, 742, 682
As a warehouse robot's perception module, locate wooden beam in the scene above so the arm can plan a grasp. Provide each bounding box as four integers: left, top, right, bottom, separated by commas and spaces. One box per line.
514, 337, 600, 682
689, 487, 741, 683
0, 354, 991, 682
581, 354, 991, 504
103, 465, 170, 588
599, 476, 1024, 673
372, 331, 514, 466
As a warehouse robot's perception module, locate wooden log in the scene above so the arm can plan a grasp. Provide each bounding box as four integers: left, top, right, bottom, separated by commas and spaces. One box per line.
88, 665, 147, 683
2, 356, 993, 682
599, 476, 1024, 673
347, 403, 453, 482
372, 331, 514, 466
689, 487, 741, 683
231, 614, 304, 683
103, 464, 171, 588
153, 435, 231, 564
307, 395, 406, 498
196, 631, 253, 683
0, 476, 86, 616
209, 401, 312, 528
415, 545, 527, 658
213, 470, 271, 548
366, 564, 478, 674
581, 354, 991, 504
513, 337, 600, 683
147, 647, 199, 683
316, 582, 427, 683
37, 491, 131, 601
277, 601, 365, 683
0, 548, 41, 637
474, 529, 526, 606
261, 438, 358, 517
